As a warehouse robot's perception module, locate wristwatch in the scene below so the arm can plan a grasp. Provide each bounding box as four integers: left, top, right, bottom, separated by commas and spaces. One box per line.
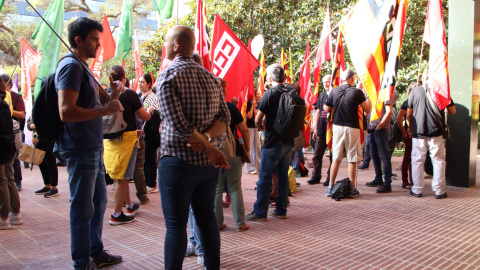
203, 132, 212, 143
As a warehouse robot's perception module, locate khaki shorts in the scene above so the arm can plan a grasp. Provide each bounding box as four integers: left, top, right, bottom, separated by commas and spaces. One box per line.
332, 125, 360, 162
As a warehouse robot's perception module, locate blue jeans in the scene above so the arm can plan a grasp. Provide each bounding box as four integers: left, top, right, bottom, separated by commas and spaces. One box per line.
370, 129, 392, 185
188, 206, 204, 255
61, 150, 107, 269
362, 133, 372, 166
254, 144, 292, 217
292, 149, 305, 172
159, 156, 220, 270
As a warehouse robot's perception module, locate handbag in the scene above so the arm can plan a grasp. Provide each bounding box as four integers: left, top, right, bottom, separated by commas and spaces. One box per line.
18, 143, 46, 166
221, 128, 236, 160
103, 111, 127, 139
425, 87, 450, 139
13, 120, 23, 150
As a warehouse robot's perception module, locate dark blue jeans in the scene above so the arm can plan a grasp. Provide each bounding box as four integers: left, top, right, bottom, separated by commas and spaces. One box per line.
362, 133, 372, 166
370, 129, 392, 185
254, 144, 292, 217
61, 150, 107, 269
159, 156, 220, 270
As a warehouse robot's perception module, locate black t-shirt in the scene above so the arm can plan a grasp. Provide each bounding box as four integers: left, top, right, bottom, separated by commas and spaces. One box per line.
325, 84, 366, 129
118, 89, 143, 132
400, 100, 408, 129
227, 102, 244, 156
314, 91, 329, 136
246, 101, 256, 128
407, 85, 454, 138
257, 85, 285, 149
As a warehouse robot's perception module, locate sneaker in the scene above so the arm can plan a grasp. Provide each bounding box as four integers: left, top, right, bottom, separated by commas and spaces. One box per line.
237, 223, 250, 232
323, 178, 330, 187
409, 190, 422, 197
125, 202, 140, 216
245, 211, 267, 221
435, 192, 447, 199
82, 261, 97, 270
0, 219, 11, 230
185, 242, 196, 257
109, 212, 134, 225
358, 164, 369, 170
35, 186, 50, 195
197, 255, 205, 267
326, 188, 332, 197
247, 170, 257, 174
396, 165, 402, 170
307, 176, 321, 185
92, 250, 122, 268
147, 186, 159, 193
23, 163, 29, 169
366, 180, 383, 187
8, 213, 23, 225
376, 185, 392, 193
268, 210, 286, 219
348, 189, 360, 198
44, 188, 59, 198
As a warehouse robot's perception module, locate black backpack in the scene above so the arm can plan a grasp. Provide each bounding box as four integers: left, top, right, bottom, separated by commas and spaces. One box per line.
273, 86, 306, 145
330, 178, 351, 201
32, 55, 75, 142
0, 94, 16, 164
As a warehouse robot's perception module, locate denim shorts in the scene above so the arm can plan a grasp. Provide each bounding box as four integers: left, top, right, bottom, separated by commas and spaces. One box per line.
123, 142, 138, 180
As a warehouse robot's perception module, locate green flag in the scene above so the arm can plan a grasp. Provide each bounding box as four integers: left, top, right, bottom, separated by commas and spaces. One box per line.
115, 0, 133, 61
0, 0, 5, 12
31, 0, 64, 97
154, 0, 175, 24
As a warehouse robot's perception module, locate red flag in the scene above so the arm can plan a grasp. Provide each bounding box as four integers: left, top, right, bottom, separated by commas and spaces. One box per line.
194, 0, 211, 71
313, 4, 333, 104
133, 34, 143, 92
299, 42, 312, 105
89, 14, 116, 80
330, 32, 346, 88
358, 106, 364, 144
21, 38, 41, 100
280, 48, 291, 83
211, 14, 259, 103
302, 106, 311, 148
423, 0, 450, 110
121, 59, 125, 70
257, 50, 266, 97
245, 39, 255, 100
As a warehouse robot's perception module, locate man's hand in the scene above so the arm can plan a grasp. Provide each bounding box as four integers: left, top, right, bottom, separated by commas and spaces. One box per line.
109, 76, 123, 100
105, 100, 123, 115
204, 145, 230, 169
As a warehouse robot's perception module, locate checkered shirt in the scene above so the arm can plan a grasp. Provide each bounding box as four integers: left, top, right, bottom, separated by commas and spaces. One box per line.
156, 56, 230, 166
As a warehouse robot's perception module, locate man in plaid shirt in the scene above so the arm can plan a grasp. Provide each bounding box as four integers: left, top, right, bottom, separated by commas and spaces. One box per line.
156, 25, 230, 270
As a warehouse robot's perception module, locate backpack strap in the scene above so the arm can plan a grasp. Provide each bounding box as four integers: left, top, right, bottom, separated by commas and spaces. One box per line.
333, 86, 351, 113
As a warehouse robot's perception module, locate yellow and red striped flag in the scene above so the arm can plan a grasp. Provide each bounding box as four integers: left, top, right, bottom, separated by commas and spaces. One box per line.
326, 109, 333, 149
358, 106, 364, 144
423, 0, 450, 110
257, 50, 266, 97
339, 0, 396, 120
281, 48, 291, 83
330, 32, 345, 88
299, 42, 313, 147
313, 4, 333, 104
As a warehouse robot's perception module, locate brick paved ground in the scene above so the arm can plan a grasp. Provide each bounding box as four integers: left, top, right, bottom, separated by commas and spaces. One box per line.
1, 154, 480, 270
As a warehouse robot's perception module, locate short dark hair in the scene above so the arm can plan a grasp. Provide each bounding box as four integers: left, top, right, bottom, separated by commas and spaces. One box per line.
288, 83, 301, 96
0, 74, 11, 87
68, 17, 103, 48
267, 63, 286, 83
108, 65, 125, 82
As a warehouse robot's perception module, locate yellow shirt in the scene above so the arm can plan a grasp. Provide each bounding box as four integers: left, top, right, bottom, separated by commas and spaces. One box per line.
4, 91, 13, 116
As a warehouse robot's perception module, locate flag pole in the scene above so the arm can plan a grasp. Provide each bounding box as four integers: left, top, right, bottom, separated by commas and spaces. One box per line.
416, 40, 425, 85
292, 24, 339, 79
176, 0, 179, 25
7, 37, 34, 87
25, 0, 113, 101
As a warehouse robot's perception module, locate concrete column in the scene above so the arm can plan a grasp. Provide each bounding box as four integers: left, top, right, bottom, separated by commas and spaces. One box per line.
446, 0, 479, 187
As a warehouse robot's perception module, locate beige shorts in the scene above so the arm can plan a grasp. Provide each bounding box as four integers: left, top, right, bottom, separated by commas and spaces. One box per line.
332, 125, 360, 163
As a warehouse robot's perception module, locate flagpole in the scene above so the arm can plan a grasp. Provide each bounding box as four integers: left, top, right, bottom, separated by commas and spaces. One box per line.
292, 24, 339, 79
416, 40, 425, 85
7, 37, 34, 87
176, 0, 179, 25
25, 0, 113, 101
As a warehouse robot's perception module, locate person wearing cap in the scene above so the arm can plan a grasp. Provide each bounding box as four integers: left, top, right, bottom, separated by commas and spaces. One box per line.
325, 69, 371, 197
246, 63, 305, 221
365, 82, 396, 193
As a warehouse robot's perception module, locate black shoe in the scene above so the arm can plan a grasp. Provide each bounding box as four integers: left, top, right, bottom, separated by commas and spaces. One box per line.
307, 176, 321, 185
366, 180, 383, 187
435, 192, 447, 199
409, 190, 422, 197
56, 161, 67, 166
76, 261, 97, 270
23, 163, 29, 169
358, 164, 369, 170
109, 212, 135, 225
376, 185, 392, 193
245, 211, 267, 221
44, 188, 59, 198
92, 250, 122, 268
35, 186, 50, 195
268, 210, 286, 219
323, 178, 330, 186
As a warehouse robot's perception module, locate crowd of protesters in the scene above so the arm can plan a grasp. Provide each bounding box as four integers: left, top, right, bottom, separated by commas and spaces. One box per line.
0, 18, 456, 270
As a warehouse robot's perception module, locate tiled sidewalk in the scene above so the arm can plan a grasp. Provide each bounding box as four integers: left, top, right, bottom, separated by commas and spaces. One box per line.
1, 155, 480, 270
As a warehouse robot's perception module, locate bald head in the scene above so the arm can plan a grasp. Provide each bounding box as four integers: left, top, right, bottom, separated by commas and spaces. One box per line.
165, 25, 195, 60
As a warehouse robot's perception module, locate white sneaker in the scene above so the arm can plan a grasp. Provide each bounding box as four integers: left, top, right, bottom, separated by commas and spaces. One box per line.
147, 186, 159, 193
185, 242, 196, 257
9, 212, 23, 225
247, 170, 257, 174
0, 219, 11, 230
197, 255, 205, 267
